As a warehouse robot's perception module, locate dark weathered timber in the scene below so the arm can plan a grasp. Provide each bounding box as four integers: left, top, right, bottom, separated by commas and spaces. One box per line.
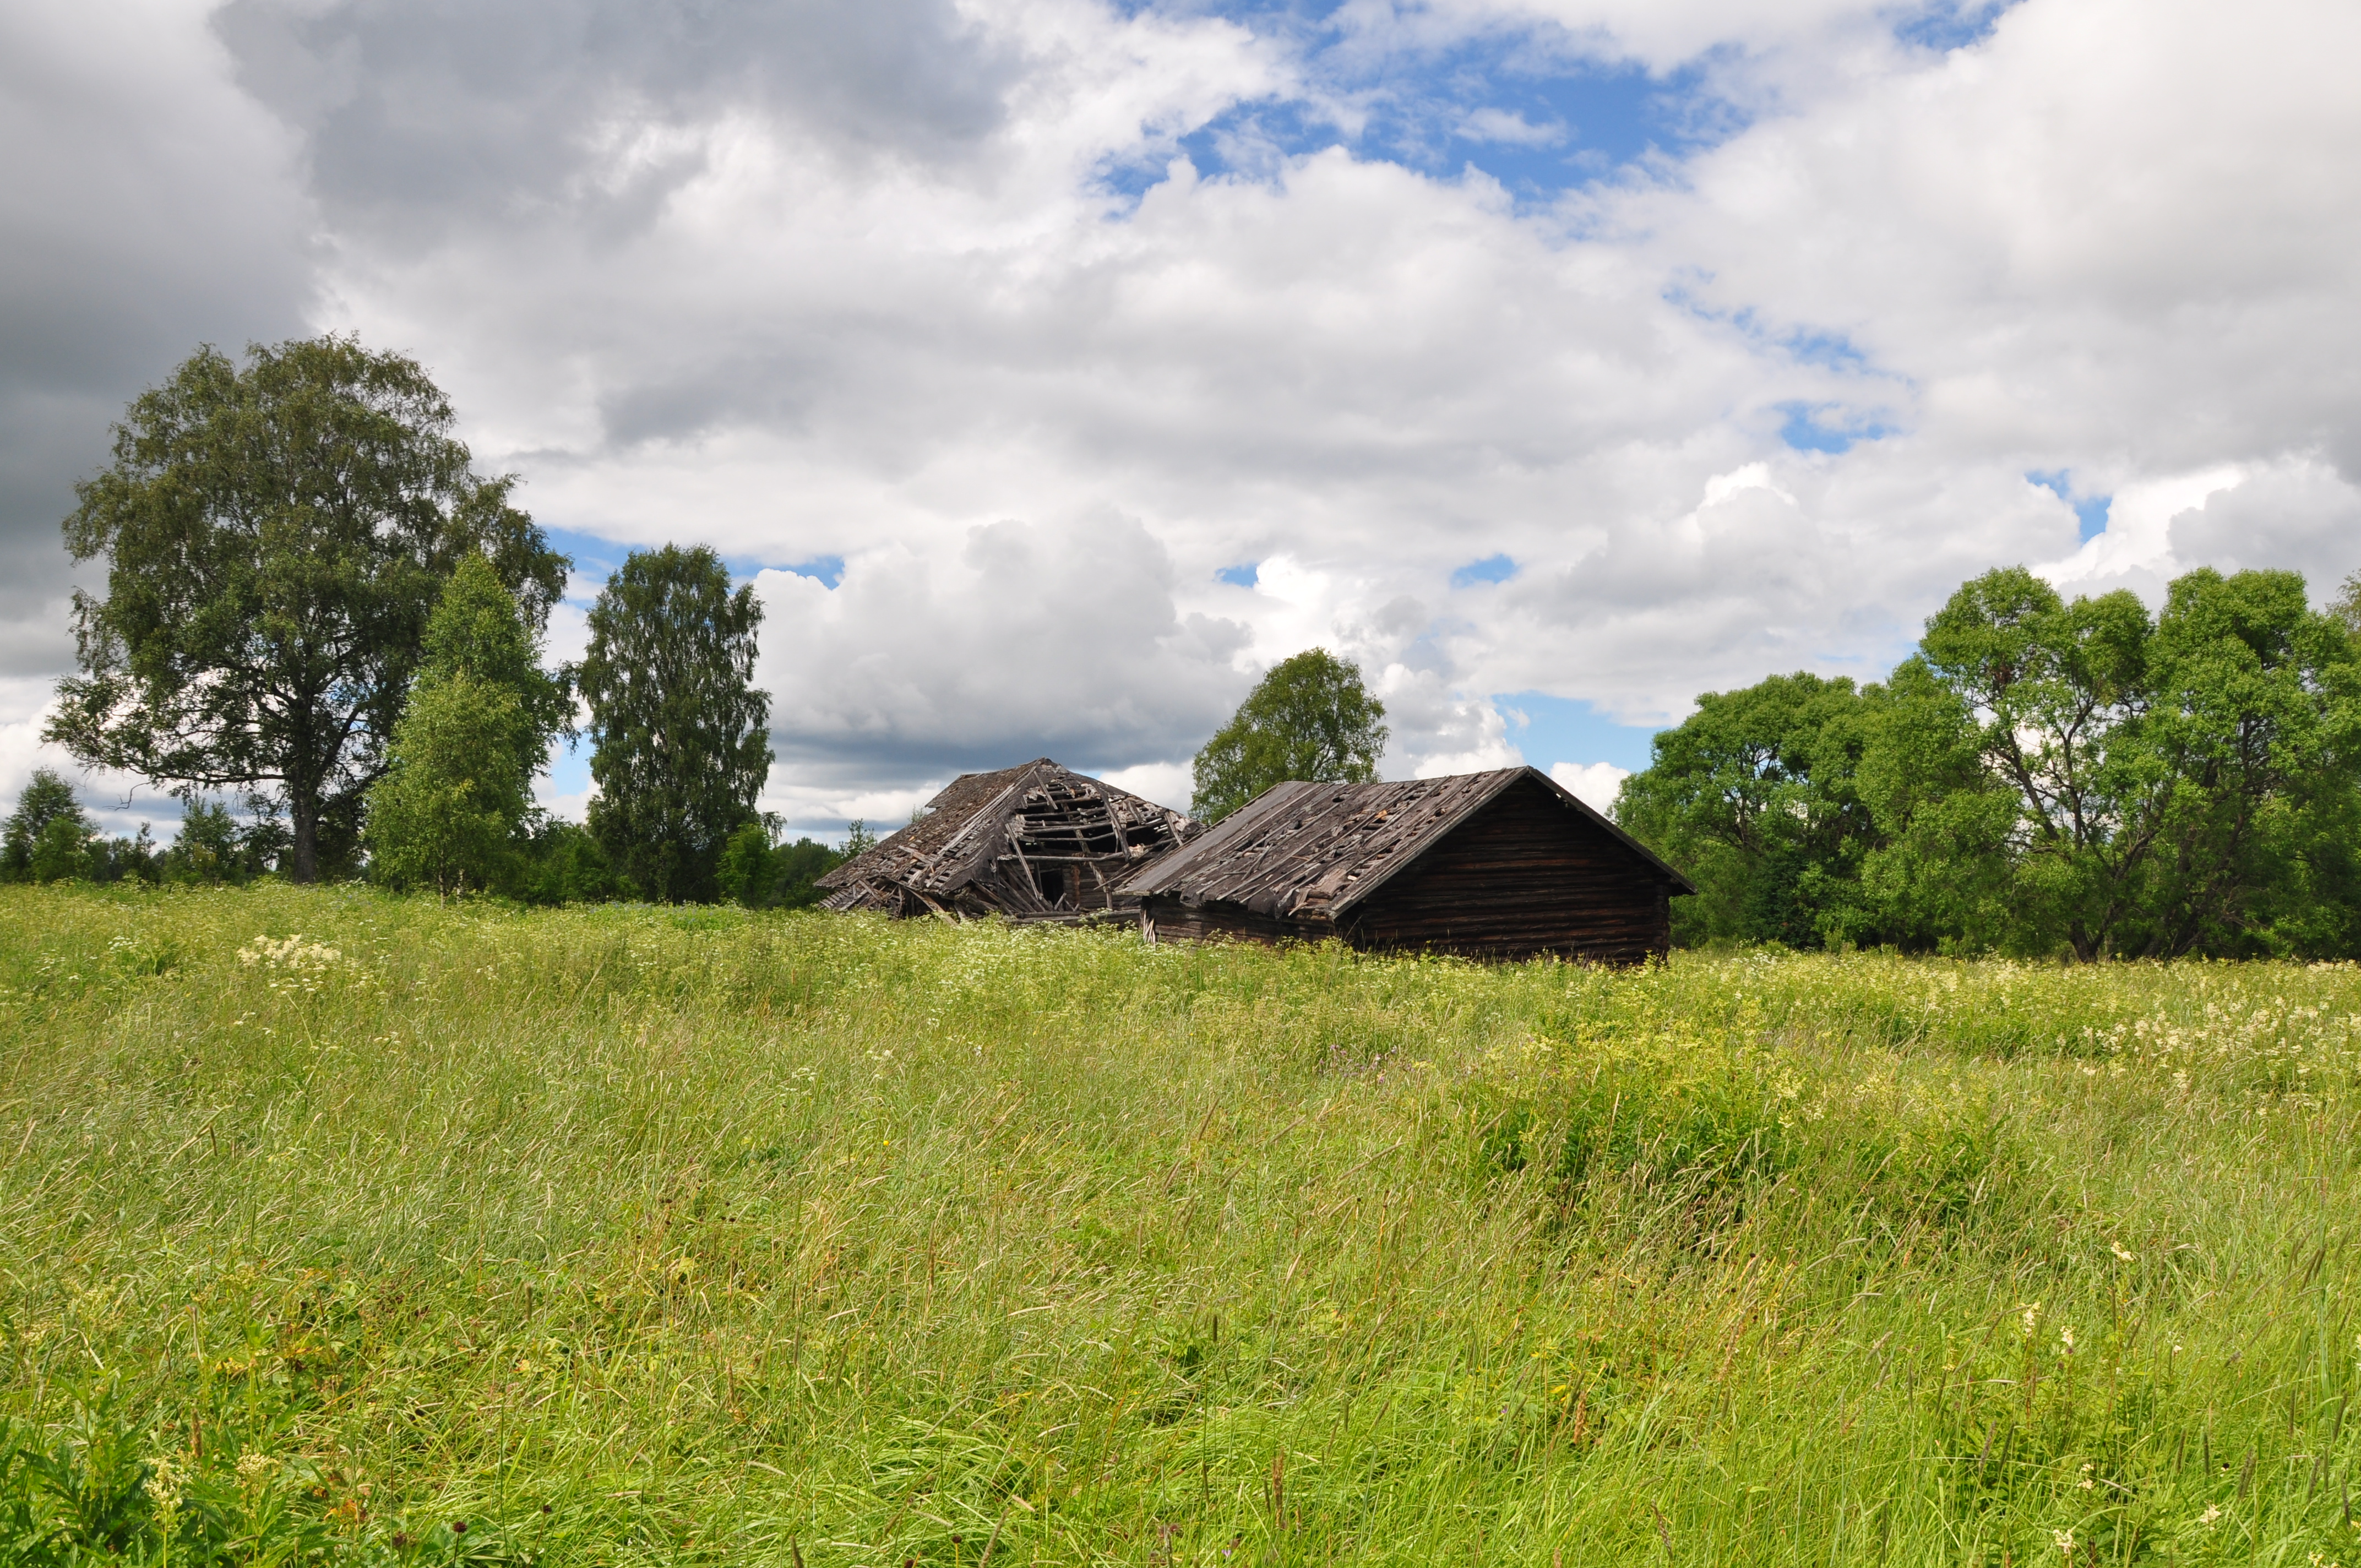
1118, 767, 1692, 964
817, 758, 1200, 922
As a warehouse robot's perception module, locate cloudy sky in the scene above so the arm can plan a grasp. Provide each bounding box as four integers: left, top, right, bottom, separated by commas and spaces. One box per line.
6, 0, 2359, 839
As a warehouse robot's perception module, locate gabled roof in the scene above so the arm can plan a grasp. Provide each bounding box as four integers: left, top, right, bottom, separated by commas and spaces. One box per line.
1117, 766, 1694, 921
816, 758, 1196, 910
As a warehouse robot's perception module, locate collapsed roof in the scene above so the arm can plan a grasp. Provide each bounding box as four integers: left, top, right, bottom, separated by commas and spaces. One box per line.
817, 758, 1201, 921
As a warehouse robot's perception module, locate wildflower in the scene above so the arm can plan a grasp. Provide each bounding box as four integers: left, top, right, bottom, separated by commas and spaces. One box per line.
2110, 1240, 2136, 1262
144, 1455, 184, 1515
2053, 1527, 2075, 1556
2059, 1325, 2076, 1353
2197, 1505, 2221, 1526
2022, 1302, 2042, 1336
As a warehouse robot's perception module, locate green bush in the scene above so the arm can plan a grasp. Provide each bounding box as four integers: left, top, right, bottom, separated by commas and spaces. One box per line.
0, 1397, 339, 1566
517, 818, 636, 904
717, 820, 845, 909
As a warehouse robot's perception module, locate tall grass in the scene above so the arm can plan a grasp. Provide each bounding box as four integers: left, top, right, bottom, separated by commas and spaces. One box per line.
2, 884, 2358, 1565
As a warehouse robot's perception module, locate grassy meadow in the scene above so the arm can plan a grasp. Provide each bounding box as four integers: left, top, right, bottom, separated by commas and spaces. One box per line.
3, 885, 2359, 1566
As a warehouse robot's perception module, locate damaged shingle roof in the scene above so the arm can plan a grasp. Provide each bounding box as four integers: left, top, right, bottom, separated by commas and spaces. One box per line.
815, 758, 1198, 918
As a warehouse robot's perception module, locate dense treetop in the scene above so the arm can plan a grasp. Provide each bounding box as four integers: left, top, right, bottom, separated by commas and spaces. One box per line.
1619, 564, 2361, 959
1191, 648, 1388, 823
47, 336, 567, 880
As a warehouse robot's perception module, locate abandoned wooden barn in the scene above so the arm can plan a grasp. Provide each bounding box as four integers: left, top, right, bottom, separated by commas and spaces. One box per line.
815, 758, 1202, 921
1116, 766, 1694, 963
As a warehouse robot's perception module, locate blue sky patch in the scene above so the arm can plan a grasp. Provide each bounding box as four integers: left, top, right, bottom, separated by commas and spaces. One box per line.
2028, 471, 2113, 541
1098, 3, 1745, 204
542, 525, 629, 589
1495, 691, 1661, 773
1217, 562, 1261, 588
1896, 0, 2020, 53
544, 737, 592, 803
784, 556, 846, 589
1451, 553, 1517, 589
540, 529, 847, 597
1781, 330, 1873, 372
1105, 4, 2026, 206
1777, 402, 1890, 455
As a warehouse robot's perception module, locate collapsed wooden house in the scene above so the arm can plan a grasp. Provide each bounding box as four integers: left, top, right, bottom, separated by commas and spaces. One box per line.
815, 759, 1201, 921
1116, 766, 1694, 963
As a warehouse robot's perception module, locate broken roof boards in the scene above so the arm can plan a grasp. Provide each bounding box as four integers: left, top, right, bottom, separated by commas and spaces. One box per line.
1118, 766, 1695, 965
815, 758, 1200, 921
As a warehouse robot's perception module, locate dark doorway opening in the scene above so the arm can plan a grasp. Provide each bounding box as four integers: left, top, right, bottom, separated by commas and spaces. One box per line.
1038, 867, 1066, 905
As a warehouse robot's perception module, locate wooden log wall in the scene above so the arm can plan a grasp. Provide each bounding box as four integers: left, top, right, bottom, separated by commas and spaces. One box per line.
1341, 776, 1670, 963
1139, 899, 1326, 948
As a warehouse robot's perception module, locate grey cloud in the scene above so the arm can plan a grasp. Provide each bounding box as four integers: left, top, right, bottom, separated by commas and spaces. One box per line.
0, 7, 312, 680
597, 352, 829, 449
215, 0, 1021, 248
754, 512, 1252, 794
2166, 459, 2361, 594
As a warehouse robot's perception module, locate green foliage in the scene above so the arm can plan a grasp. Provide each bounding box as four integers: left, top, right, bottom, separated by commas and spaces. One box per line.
1623, 563, 2361, 957
0, 775, 166, 888
0, 1395, 342, 1566
26, 813, 89, 887
1615, 672, 1876, 948
516, 818, 637, 905
47, 336, 567, 882
415, 551, 573, 738
363, 556, 568, 897
770, 837, 844, 908
1924, 564, 2361, 957
715, 819, 773, 907
1849, 657, 2020, 951
716, 820, 845, 909
579, 545, 771, 902
2331, 567, 2361, 643
1190, 647, 1388, 823
362, 674, 532, 897
157, 799, 264, 885
3, 770, 89, 883
7, 888, 2361, 1565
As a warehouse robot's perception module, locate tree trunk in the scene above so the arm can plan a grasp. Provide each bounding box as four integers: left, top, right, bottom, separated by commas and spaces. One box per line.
285, 692, 323, 883
289, 790, 319, 883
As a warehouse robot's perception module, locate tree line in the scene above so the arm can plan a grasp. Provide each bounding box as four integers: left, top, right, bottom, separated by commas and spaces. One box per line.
1618, 564, 2361, 959
8, 336, 844, 906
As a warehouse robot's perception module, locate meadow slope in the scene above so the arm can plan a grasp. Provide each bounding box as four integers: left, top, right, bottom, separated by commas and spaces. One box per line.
3, 885, 2359, 1566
